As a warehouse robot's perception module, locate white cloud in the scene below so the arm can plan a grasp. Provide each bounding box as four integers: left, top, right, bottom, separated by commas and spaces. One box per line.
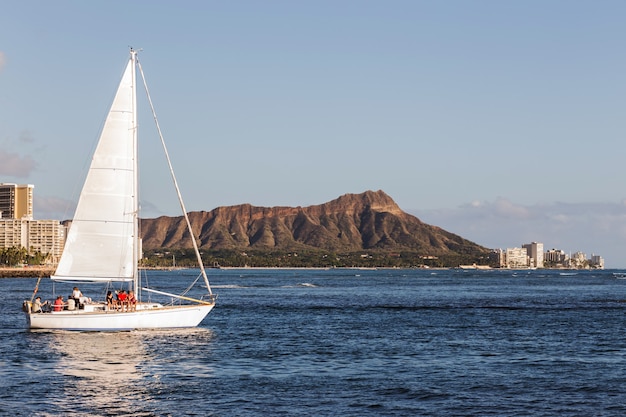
0, 149, 37, 177
410, 199, 626, 268
493, 197, 531, 219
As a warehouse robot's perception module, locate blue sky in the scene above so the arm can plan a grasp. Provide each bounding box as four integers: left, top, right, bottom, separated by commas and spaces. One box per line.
1, 1, 625, 267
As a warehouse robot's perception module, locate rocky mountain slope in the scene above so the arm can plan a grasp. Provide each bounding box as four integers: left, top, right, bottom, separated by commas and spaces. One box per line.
140, 190, 487, 257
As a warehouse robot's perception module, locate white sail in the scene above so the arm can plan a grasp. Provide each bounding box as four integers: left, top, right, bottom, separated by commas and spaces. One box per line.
52, 54, 137, 283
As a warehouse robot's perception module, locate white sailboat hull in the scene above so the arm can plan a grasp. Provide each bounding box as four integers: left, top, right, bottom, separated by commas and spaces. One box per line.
27, 304, 215, 331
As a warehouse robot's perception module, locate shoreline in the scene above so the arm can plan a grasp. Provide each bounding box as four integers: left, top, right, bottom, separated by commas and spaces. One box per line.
0, 267, 55, 278
0, 265, 610, 279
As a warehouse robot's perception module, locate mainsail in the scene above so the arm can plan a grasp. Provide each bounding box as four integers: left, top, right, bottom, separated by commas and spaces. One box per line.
52, 54, 138, 283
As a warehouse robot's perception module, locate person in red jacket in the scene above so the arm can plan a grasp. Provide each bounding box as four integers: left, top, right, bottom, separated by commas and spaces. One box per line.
53, 295, 64, 312
117, 290, 128, 311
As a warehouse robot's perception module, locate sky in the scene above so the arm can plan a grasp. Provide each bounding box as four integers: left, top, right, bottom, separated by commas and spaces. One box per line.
1, 1, 625, 267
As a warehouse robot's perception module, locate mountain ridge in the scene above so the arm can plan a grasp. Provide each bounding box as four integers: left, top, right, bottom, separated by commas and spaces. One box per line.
140, 190, 488, 258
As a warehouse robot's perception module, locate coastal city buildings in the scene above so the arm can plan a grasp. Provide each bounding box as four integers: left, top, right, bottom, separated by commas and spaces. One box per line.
0, 183, 65, 264
492, 243, 604, 269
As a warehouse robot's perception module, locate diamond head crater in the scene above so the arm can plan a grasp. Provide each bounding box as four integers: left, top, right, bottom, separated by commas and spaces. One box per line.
138, 190, 489, 269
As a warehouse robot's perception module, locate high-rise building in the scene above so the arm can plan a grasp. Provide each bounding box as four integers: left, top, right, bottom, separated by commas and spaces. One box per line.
522, 242, 544, 268
0, 183, 34, 220
505, 247, 529, 268
569, 251, 587, 268
0, 183, 66, 264
590, 254, 605, 269
545, 249, 568, 265
489, 249, 506, 268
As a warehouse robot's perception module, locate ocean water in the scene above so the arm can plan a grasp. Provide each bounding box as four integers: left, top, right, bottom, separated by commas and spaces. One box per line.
1, 268, 626, 416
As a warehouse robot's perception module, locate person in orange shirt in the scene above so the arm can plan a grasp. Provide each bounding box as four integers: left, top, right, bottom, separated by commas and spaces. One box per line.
53, 295, 64, 312
117, 290, 128, 311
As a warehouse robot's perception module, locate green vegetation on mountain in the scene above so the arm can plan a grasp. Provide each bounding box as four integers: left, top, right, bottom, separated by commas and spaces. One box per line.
141, 248, 489, 269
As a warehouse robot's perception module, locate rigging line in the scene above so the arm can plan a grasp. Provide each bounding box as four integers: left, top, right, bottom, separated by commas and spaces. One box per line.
142, 287, 214, 305
180, 273, 203, 297
135, 55, 213, 295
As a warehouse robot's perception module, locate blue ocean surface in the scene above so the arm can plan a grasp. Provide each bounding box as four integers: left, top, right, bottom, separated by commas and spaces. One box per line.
1, 268, 626, 416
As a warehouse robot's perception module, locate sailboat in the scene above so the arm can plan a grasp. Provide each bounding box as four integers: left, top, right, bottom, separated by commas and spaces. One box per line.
23, 49, 216, 330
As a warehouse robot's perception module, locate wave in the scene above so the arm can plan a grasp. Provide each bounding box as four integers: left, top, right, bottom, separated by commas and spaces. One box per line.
211, 284, 248, 289
280, 282, 319, 288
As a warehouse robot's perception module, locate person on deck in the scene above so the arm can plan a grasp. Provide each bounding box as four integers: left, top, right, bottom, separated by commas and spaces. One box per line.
53, 295, 64, 312
72, 287, 91, 307
127, 290, 137, 311
32, 296, 49, 313
117, 290, 128, 311
106, 291, 115, 311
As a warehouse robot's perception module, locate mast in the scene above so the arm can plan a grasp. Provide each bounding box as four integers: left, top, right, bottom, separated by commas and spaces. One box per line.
130, 48, 139, 296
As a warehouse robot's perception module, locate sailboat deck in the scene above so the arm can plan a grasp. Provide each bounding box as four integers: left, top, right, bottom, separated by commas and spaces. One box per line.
45, 301, 215, 315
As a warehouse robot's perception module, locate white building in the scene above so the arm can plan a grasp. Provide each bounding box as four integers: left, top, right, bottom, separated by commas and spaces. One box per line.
0, 219, 66, 264
569, 251, 587, 268
505, 247, 529, 269
590, 254, 604, 269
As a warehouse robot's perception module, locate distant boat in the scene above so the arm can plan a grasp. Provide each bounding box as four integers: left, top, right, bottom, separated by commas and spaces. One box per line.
167, 254, 187, 271
22, 49, 216, 331
613, 272, 626, 279
459, 264, 491, 270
